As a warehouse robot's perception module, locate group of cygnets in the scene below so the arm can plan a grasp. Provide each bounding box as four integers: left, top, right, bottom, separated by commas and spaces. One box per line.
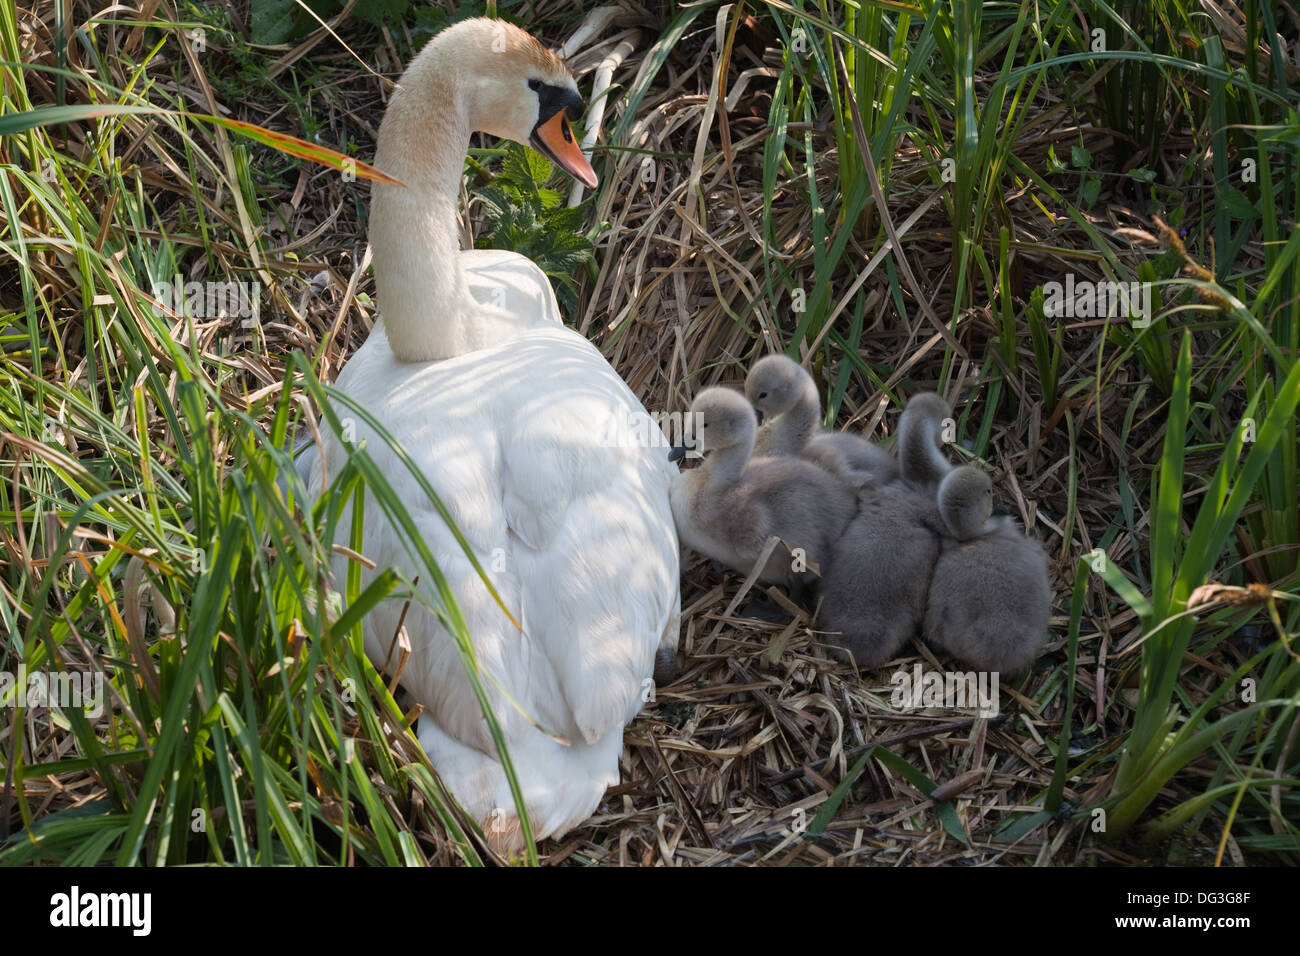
669, 355, 1051, 675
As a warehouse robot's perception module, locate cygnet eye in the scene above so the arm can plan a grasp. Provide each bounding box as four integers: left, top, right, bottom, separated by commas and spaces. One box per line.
758, 391, 768, 400
528, 78, 542, 92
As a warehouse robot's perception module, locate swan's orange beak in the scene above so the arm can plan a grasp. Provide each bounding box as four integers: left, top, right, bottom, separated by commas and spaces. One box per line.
531, 111, 598, 189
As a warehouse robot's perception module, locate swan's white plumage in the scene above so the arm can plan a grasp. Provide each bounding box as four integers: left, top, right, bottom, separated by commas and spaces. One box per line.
315, 251, 679, 845
309, 20, 680, 851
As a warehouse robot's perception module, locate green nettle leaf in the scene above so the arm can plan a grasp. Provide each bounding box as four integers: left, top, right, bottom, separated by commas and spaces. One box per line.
521, 146, 554, 187
1128, 166, 1156, 183
1071, 145, 1093, 169
249, 0, 299, 45
473, 143, 594, 320
536, 187, 562, 211
1081, 176, 1101, 208
413, 6, 451, 39
548, 206, 583, 233
250, 0, 409, 43
1221, 187, 1259, 220
353, 0, 410, 27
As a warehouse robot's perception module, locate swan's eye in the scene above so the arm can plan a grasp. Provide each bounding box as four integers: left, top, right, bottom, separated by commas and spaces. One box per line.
758, 391, 768, 400
528, 78, 542, 92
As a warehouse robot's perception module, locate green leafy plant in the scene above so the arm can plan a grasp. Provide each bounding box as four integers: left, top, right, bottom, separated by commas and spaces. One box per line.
1094, 332, 1300, 843
250, 0, 409, 45
473, 143, 596, 318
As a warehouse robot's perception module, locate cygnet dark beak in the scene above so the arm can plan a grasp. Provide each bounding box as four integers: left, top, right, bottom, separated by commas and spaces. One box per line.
754, 407, 765, 425
668, 445, 688, 463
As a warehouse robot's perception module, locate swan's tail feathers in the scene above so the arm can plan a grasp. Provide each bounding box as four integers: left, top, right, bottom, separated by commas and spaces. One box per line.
416, 711, 623, 853
483, 809, 525, 861
654, 591, 682, 683
654, 644, 679, 685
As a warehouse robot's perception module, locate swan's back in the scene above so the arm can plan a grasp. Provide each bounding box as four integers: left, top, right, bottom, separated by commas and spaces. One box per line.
463, 249, 565, 330
314, 321, 679, 846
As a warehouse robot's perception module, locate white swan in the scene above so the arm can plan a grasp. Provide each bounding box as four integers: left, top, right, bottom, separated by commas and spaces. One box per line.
310, 18, 680, 854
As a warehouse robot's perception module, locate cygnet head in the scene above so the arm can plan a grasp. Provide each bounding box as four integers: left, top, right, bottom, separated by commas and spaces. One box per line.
745, 355, 811, 423
904, 392, 950, 427
938, 466, 994, 541
380, 18, 596, 187
684, 387, 758, 457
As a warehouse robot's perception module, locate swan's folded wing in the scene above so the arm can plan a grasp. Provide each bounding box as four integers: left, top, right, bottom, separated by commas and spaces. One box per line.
499, 375, 678, 745
498, 391, 612, 549
322, 328, 678, 756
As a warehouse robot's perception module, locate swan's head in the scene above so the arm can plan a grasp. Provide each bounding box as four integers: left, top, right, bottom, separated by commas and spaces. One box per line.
745, 355, 810, 423
938, 465, 994, 541
671, 387, 757, 460
397, 18, 597, 187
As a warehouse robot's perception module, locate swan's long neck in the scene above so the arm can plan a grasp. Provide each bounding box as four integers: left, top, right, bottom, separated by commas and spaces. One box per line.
703, 438, 753, 488
369, 54, 501, 362
775, 376, 821, 453
899, 414, 951, 487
